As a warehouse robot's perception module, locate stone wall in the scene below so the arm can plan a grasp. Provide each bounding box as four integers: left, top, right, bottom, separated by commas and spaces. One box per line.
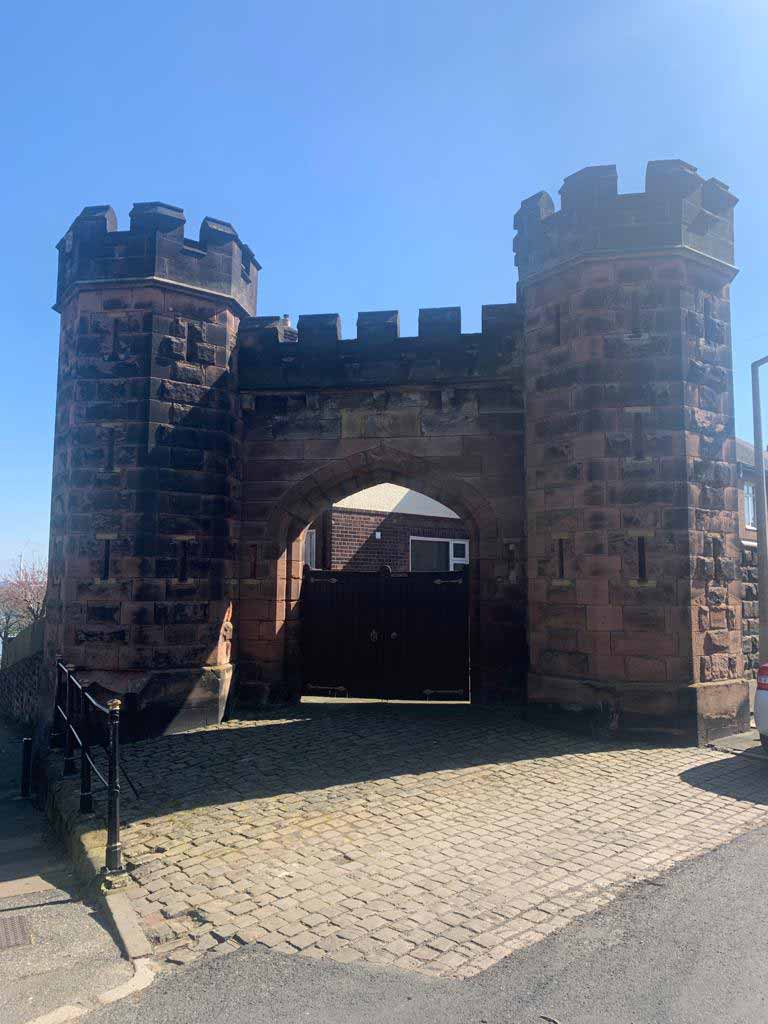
741, 543, 760, 680
46, 203, 258, 734
237, 304, 527, 701
515, 160, 746, 741
1, 620, 45, 670
47, 160, 751, 740
0, 652, 43, 727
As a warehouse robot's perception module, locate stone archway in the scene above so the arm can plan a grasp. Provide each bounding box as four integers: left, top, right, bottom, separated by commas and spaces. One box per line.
236, 442, 526, 706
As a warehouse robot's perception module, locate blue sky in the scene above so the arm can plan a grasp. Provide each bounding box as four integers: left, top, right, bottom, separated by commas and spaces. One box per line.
1, 0, 766, 568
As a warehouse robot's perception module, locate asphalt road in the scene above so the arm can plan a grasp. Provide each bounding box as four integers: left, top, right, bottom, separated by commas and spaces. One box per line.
91, 821, 768, 1024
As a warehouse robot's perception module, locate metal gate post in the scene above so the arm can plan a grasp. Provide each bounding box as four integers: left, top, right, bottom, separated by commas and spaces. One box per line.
105, 698, 123, 873
20, 738, 32, 798
63, 665, 77, 776
79, 691, 93, 814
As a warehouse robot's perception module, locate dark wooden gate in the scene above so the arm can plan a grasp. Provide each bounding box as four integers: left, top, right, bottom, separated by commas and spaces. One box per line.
301, 566, 470, 700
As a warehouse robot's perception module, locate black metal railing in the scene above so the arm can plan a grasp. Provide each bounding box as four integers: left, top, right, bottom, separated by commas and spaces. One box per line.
53, 661, 124, 874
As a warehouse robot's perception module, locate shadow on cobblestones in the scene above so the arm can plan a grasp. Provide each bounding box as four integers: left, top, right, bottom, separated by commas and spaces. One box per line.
91, 699, 768, 978
679, 753, 768, 805
116, 701, 619, 821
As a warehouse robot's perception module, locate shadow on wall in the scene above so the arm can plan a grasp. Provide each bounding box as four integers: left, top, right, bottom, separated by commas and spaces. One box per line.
46, 306, 242, 737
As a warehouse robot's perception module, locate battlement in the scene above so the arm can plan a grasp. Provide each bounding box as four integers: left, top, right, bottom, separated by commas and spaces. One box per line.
514, 160, 738, 282
238, 303, 522, 389
55, 203, 259, 315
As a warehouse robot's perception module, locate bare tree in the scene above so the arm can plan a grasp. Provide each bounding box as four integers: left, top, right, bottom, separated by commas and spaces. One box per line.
2, 554, 48, 626
0, 580, 23, 652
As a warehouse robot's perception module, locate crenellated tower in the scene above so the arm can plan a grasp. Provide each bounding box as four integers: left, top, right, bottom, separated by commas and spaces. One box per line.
47, 203, 258, 731
43, 159, 748, 743
515, 160, 745, 741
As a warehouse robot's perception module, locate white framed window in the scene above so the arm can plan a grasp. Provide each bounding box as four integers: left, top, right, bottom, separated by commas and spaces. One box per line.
745, 482, 757, 530
409, 536, 469, 572
303, 529, 317, 568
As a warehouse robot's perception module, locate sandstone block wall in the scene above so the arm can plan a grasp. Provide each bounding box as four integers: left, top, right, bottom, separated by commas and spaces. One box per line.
46, 204, 258, 733
515, 160, 746, 740
741, 543, 760, 680
236, 306, 527, 701
45, 159, 749, 741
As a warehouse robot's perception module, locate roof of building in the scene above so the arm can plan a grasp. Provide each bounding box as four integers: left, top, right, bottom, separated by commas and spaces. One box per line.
334, 484, 459, 519
735, 438, 768, 468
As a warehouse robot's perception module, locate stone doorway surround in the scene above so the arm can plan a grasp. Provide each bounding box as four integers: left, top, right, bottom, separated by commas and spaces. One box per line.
238, 441, 525, 706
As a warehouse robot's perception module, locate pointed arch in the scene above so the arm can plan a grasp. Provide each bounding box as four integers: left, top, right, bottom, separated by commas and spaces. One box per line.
266, 443, 500, 547
237, 442, 526, 706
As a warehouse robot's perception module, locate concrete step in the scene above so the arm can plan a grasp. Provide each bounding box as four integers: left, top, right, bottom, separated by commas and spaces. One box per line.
710, 729, 767, 759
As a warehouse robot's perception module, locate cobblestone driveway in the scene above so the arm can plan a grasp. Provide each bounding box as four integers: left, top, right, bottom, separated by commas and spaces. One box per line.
109, 700, 768, 978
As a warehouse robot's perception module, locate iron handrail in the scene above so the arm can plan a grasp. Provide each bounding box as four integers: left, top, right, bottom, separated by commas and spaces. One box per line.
56, 671, 110, 715
53, 660, 124, 875
54, 696, 139, 796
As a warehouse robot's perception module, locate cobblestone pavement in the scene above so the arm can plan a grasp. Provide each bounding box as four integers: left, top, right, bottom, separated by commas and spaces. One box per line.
99, 700, 768, 978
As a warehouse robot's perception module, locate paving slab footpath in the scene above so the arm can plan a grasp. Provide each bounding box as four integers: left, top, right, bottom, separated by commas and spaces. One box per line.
0, 715, 133, 1024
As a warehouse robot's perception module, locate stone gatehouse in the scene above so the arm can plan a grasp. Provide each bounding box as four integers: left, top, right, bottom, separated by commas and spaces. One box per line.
44, 159, 746, 742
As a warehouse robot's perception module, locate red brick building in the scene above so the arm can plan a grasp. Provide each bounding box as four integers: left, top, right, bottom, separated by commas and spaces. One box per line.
303, 484, 470, 573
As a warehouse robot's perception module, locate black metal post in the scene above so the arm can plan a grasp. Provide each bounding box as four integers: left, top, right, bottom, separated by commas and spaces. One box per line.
105, 699, 123, 873
20, 738, 32, 798
63, 665, 76, 776
52, 662, 64, 749
79, 690, 93, 814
